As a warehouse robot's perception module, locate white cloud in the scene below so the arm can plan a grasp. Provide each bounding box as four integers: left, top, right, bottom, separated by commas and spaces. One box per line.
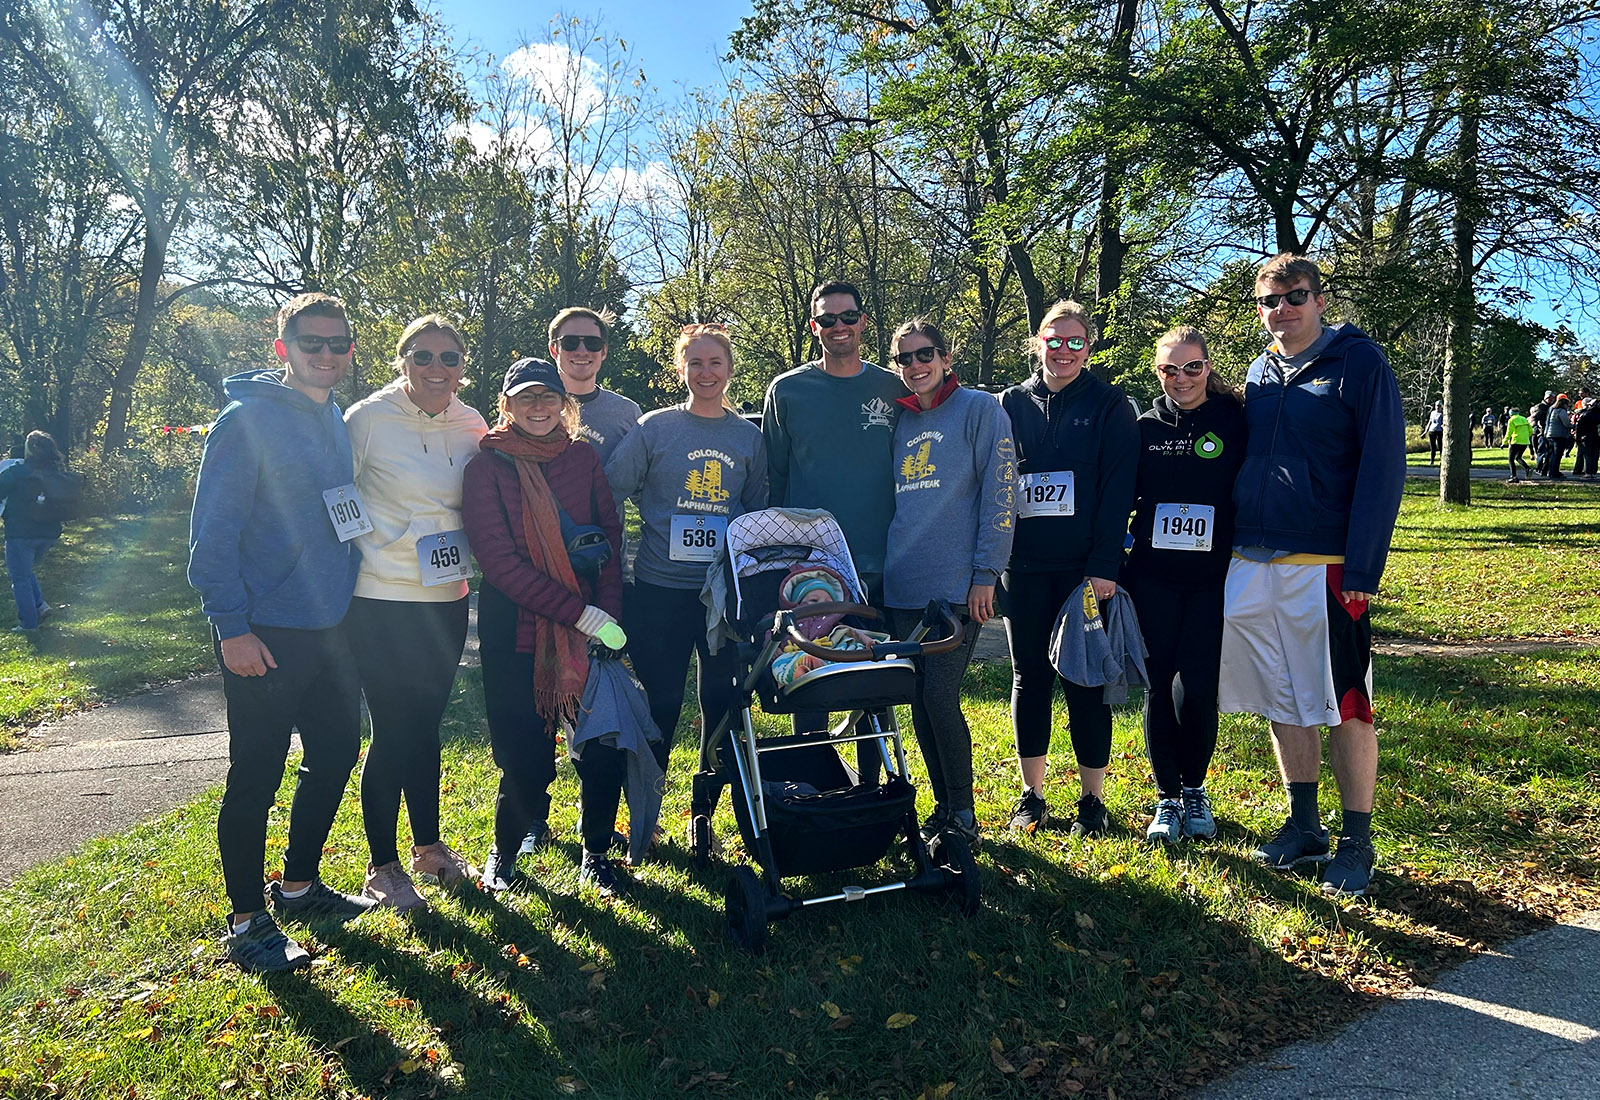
501, 42, 607, 116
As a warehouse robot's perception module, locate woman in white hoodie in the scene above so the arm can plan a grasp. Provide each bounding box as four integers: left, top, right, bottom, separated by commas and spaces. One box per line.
344, 315, 488, 911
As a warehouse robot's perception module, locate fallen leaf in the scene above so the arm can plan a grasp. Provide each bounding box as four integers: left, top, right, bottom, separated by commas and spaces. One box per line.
821, 1001, 841, 1019
829, 1014, 854, 1031
886, 1012, 917, 1029
706, 989, 722, 1008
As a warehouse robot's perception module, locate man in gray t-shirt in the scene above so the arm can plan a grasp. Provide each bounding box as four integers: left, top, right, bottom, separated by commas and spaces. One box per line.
548, 306, 642, 465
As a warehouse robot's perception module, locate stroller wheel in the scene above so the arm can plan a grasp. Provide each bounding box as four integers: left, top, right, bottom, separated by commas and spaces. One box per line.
690, 814, 713, 870
932, 832, 981, 917
725, 866, 769, 954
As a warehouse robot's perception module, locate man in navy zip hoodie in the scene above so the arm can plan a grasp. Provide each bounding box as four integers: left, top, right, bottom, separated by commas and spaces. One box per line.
189, 292, 375, 972
1218, 254, 1405, 898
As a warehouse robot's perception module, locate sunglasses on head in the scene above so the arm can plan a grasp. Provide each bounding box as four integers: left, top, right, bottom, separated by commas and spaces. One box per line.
1255, 287, 1314, 309
1157, 359, 1207, 378
893, 346, 941, 367
558, 334, 606, 352
407, 349, 462, 368
292, 335, 354, 355
1043, 336, 1086, 351
813, 309, 862, 328
681, 322, 729, 335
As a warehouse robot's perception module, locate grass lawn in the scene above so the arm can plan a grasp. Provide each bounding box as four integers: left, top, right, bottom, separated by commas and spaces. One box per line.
1378, 480, 1600, 640
0, 508, 213, 748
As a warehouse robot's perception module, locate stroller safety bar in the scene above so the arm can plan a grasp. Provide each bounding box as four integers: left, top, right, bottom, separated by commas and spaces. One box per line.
778, 599, 963, 661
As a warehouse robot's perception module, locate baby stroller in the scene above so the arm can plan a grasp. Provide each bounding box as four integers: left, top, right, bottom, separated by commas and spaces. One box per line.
691, 508, 980, 952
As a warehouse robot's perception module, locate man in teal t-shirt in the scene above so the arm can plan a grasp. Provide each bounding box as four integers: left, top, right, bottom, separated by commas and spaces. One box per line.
760, 280, 908, 602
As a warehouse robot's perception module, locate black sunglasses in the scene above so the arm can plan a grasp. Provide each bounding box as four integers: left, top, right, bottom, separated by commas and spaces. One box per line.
1255, 287, 1314, 309
558, 334, 606, 352
292, 335, 354, 354
407, 349, 462, 367
1043, 336, 1086, 351
1156, 359, 1207, 378
893, 346, 941, 367
813, 309, 862, 328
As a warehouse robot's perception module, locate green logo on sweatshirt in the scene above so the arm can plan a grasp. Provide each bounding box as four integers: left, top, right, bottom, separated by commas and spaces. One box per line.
1195, 432, 1224, 459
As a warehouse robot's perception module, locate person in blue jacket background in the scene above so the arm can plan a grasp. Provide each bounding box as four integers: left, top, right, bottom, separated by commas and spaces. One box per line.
1218, 253, 1406, 898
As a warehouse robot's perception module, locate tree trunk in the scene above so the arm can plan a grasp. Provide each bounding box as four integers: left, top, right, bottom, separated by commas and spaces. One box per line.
1440, 78, 1480, 504
102, 200, 175, 452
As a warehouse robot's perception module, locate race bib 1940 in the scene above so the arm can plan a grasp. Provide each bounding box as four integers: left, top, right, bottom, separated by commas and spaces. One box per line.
322, 484, 373, 542
1017, 471, 1075, 518
1150, 503, 1214, 551
416, 529, 471, 586
669, 514, 728, 562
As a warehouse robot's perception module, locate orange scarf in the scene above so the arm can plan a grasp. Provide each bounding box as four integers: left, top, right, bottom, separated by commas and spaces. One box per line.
480, 423, 589, 724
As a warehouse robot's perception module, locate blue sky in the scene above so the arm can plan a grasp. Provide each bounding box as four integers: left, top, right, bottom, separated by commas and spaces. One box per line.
437, 1, 756, 97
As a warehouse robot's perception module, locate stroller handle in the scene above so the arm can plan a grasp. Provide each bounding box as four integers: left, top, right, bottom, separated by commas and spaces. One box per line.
779, 601, 964, 661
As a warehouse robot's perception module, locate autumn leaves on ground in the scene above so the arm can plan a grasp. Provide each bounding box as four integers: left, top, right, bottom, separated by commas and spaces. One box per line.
1, 478, 1597, 1100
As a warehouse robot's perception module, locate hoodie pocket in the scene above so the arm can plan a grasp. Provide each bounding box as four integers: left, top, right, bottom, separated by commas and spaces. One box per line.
1236, 455, 1325, 536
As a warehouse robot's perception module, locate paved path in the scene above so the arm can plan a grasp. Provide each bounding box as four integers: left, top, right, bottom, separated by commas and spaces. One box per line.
1190, 911, 1600, 1099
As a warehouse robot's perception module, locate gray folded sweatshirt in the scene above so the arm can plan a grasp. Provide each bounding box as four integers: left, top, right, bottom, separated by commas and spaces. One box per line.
1048, 581, 1150, 704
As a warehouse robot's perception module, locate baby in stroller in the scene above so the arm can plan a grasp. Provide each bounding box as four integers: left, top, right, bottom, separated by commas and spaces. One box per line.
768, 564, 890, 687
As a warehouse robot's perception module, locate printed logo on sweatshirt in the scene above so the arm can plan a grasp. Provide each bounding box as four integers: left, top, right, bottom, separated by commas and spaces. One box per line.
899, 441, 937, 484
994, 440, 1015, 530
1194, 432, 1225, 459
575, 422, 605, 447
861, 396, 895, 430
682, 458, 731, 506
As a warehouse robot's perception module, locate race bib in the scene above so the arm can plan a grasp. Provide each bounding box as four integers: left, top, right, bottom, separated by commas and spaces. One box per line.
669, 514, 728, 562
1150, 503, 1215, 551
322, 484, 373, 542
416, 529, 471, 586
1017, 471, 1075, 518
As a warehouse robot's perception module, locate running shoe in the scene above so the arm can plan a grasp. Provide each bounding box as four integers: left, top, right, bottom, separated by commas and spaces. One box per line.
919, 804, 951, 844
1181, 786, 1217, 839
362, 861, 428, 913
518, 822, 552, 856
1069, 793, 1112, 839
1321, 837, 1376, 897
1007, 788, 1049, 833
411, 841, 477, 888
578, 851, 629, 898
224, 912, 310, 972
1252, 817, 1332, 870
267, 877, 376, 922
1146, 798, 1183, 845
947, 808, 981, 849
480, 846, 517, 892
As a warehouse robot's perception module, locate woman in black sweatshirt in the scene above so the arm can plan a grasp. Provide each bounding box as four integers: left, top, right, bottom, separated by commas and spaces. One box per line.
1121, 326, 1246, 844
998, 300, 1139, 838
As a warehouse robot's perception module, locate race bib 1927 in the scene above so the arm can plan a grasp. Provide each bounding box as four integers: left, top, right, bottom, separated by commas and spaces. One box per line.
1017, 471, 1075, 518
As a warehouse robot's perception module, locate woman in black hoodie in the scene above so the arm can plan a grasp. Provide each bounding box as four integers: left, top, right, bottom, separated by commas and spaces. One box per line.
1122, 326, 1246, 844
998, 301, 1140, 838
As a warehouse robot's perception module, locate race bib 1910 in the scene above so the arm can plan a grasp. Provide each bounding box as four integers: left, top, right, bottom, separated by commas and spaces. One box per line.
322, 484, 373, 542
669, 513, 728, 562
416, 529, 471, 586
1017, 471, 1075, 518
1150, 503, 1215, 551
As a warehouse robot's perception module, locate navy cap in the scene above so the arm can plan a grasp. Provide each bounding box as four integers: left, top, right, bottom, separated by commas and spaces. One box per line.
503, 358, 565, 397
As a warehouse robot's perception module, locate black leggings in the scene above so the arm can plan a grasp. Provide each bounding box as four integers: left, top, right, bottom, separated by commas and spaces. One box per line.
623, 580, 740, 771
1508, 444, 1532, 479
999, 569, 1113, 768
1125, 575, 1223, 797
889, 607, 980, 813
215, 622, 362, 916
480, 648, 625, 855
347, 596, 469, 866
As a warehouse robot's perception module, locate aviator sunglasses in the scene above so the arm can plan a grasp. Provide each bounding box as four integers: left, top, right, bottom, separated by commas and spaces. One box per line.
291, 334, 354, 354
1157, 359, 1207, 378
1254, 287, 1314, 309
1043, 335, 1086, 351
893, 346, 942, 367
558, 334, 606, 352
407, 348, 462, 368
813, 309, 862, 328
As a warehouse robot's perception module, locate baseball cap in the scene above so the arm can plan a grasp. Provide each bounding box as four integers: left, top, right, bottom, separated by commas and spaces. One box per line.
502, 358, 565, 397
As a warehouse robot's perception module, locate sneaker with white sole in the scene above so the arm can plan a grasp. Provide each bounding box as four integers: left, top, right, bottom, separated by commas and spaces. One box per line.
578, 851, 629, 898
480, 845, 517, 892
1321, 837, 1375, 897
1069, 793, 1112, 839
1181, 786, 1217, 839
1146, 798, 1183, 844
1252, 817, 1332, 870
267, 877, 376, 923
1007, 788, 1049, 833
363, 861, 428, 913
919, 804, 951, 844
518, 822, 552, 856
224, 912, 310, 972
411, 841, 477, 888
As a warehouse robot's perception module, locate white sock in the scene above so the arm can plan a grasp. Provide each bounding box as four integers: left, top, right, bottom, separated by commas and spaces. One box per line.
229, 916, 253, 935
278, 882, 311, 899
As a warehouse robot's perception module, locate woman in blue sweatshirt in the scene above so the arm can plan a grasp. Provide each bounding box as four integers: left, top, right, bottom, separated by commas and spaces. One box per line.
1121, 326, 1246, 844
882, 319, 1015, 848
998, 301, 1139, 838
